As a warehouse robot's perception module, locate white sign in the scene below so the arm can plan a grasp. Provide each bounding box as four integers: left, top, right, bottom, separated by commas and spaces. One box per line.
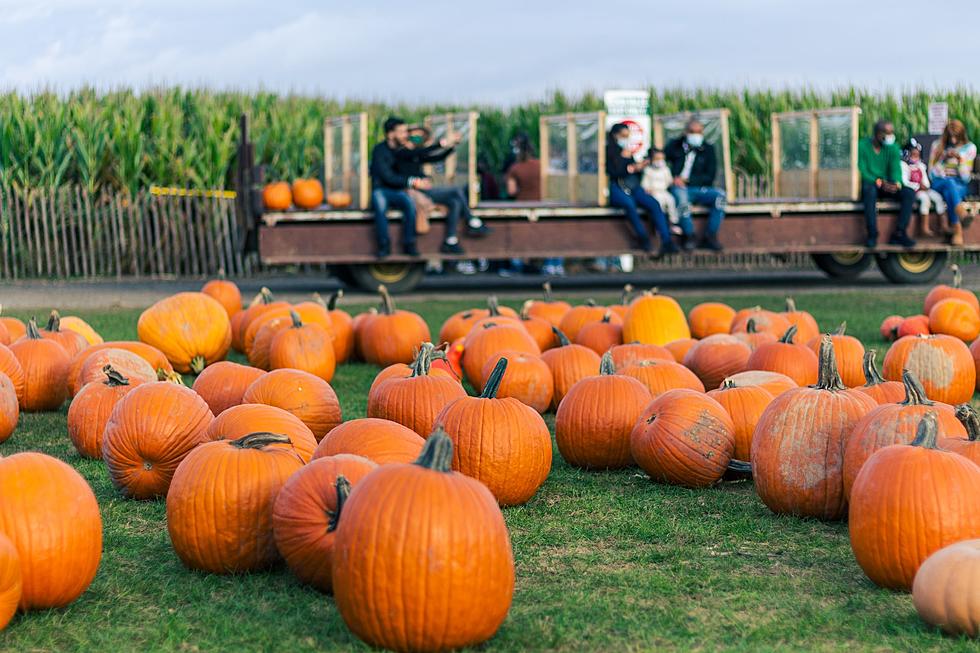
604, 90, 650, 160
928, 102, 948, 135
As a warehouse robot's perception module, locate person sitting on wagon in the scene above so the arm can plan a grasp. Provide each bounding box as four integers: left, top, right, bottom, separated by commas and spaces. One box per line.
369, 117, 422, 258
664, 119, 726, 251
900, 138, 942, 237
928, 119, 977, 246
641, 148, 681, 235
606, 123, 676, 257
858, 119, 916, 248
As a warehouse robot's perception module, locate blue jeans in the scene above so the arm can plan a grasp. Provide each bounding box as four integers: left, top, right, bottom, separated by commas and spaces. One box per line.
608, 184, 670, 250
670, 185, 726, 236
931, 176, 969, 224
371, 188, 416, 247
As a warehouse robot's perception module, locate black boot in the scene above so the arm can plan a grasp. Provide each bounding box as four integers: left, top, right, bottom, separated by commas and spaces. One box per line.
681, 233, 696, 252
699, 233, 723, 251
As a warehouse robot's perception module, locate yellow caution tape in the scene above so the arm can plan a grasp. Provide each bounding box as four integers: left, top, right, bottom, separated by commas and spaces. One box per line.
150, 186, 237, 199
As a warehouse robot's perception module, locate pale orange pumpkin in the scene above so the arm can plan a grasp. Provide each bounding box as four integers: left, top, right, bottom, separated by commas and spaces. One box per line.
137, 292, 232, 374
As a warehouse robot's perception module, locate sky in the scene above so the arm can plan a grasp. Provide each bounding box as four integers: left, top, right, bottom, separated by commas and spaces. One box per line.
1, 0, 979, 104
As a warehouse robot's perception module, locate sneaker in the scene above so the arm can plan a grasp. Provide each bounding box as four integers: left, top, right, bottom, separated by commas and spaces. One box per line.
456, 260, 477, 275
888, 232, 917, 248
466, 223, 493, 238
440, 241, 465, 255
681, 234, 696, 252
376, 243, 391, 259
699, 234, 723, 252
659, 240, 679, 256
403, 243, 420, 257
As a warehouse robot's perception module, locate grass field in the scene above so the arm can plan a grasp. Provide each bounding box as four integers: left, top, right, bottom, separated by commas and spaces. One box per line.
1, 288, 976, 652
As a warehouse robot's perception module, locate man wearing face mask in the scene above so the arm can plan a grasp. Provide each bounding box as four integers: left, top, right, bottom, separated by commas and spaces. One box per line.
665, 119, 726, 251
858, 119, 916, 248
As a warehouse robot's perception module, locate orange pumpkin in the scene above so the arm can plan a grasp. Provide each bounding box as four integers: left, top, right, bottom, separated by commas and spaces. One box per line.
439, 307, 488, 345
462, 321, 540, 388
665, 337, 699, 362
67, 365, 139, 459
557, 300, 607, 342
732, 319, 778, 351
435, 358, 552, 506
247, 315, 292, 370
0, 374, 17, 444
574, 310, 623, 355
167, 433, 304, 573
9, 318, 70, 411
0, 533, 20, 629
781, 298, 820, 344
57, 315, 103, 346
137, 292, 232, 374
102, 381, 214, 499
201, 277, 242, 319
924, 264, 979, 316
842, 370, 965, 498
360, 285, 431, 366
76, 347, 156, 390
242, 301, 333, 359
707, 379, 775, 462
262, 181, 292, 210
67, 341, 173, 396
806, 322, 866, 388
913, 539, 980, 637
752, 336, 877, 520
0, 313, 25, 343
233, 287, 288, 353
880, 315, 904, 342
324, 290, 355, 364
929, 297, 980, 342
273, 455, 376, 592
326, 190, 353, 208
722, 370, 797, 397
291, 178, 324, 209
268, 310, 336, 382
630, 388, 735, 487
519, 302, 558, 352
368, 345, 456, 402
351, 308, 377, 361
242, 368, 342, 441
541, 327, 601, 409
191, 361, 265, 416
466, 296, 520, 333
687, 302, 735, 339
730, 306, 791, 338
0, 345, 26, 406
607, 342, 673, 371
331, 431, 514, 652
555, 352, 652, 469
36, 311, 88, 358
206, 403, 318, 463
849, 412, 980, 590
480, 350, 553, 414
0, 452, 102, 610
745, 325, 818, 386
607, 283, 636, 320
622, 290, 691, 345
621, 358, 704, 398
681, 334, 751, 391
972, 337, 980, 393
882, 334, 975, 404
312, 418, 425, 465
898, 314, 931, 338
524, 282, 571, 326
855, 349, 906, 404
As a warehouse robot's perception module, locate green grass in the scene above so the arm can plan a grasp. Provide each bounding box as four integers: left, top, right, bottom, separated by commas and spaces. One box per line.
1, 289, 976, 652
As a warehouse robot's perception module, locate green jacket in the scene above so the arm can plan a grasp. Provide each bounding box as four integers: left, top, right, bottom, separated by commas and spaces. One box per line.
858, 137, 902, 185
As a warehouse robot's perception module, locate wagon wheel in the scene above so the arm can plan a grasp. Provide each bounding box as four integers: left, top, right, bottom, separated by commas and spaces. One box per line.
810, 252, 874, 280
875, 251, 948, 284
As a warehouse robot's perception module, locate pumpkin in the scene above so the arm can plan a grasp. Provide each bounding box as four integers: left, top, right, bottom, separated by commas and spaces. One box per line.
273, 455, 376, 592
262, 181, 292, 210
242, 368, 342, 441
687, 302, 735, 339
467, 296, 520, 332
751, 335, 877, 520
137, 292, 232, 374
555, 352, 652, 469
268, 310, 336, 382
541, 327, 601, 409
76, 347, 156, 390
0, 452, 102, 610
842, 370, 965, 498
480, 350, 553, 414
351, 307, 377, 361
882, 334, 975, 405
57, 315, 103, 346
943, 404, 980, 467
929, 297, 980, 342
730, 306, 791, 337
439, 307, 488, 344
331, 431, 514, 652
732, 318, 778, 351
621, 358, 705, 398
9, 318, 70, 411
291, 178, 324, 209
630, 388, 735, 487
0, 533, 20, 629
102, 381, 214, 499
913, 539, 980, 637
191, 361, 265, 416
665, 337, 699, 362
855, 350, 906, 404
519, 302, 558, 352
0, 374, 17, 444
681, 333, 751, 391
0, 312, 25, 342
972, 337, 980, 392
201, 277, 242, 319
247, 315, 292, 370
557, 300, 607, 342
898, 314, 931, 338
622, 290, 691, 345
359, 285, 431, 366
707, 378, 775, 462
525, 282, 571, 326
369, 344, 456, 401
924, 264, 979, 315
67, 341, 173, 396
368, 343, 467, 437
745, 325, 818, 386
0, 321, 7, 346
67, 365, 138, 458
575, 310, 623, 355
37, 311, 88, 358
326, 190, 352, 208
608, 342, 673, 371
435, 358, 552, 506
781, 298, 820, 344
324, 290, 355, 363
462, 321, 539, 388
804, 322, 865, 387
242, 301, 334, 359
167, 432, 304, 573
0, 345, 26, 405
607, 283, 636, 320
312, 418, 425, 465
849, 412, 980, 590
722, 370, 797, 397
205, 403, 318, 463
233, 288, 288, 353
880, 315, 904, 342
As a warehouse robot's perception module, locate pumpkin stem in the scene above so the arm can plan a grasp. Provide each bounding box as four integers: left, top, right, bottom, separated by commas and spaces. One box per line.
720, 377, 736, 389
727, 459, 752, 474
552, 326, 571, 347
409, 342, 440, 377
103, 364, 130, 387
25, 316, 42, 340
229, 431, 293, 449
327, 290, 343, 311
415, 427, 454, 473
158, 369, 186, 385
861, 350, 886, 386
585, 299, 597, 307
600, 351, 616, 375
327, 475, 351, 532
601, 310, 613, 324
487, 295, 502, 316
785, 297, 797, 313
480, 357, 508, 398
833, 321, 847, 336
190, 356, 207, 375
46, 309, 61, 332
910, 411, 939, 449
900, 369, 932, 406
779, 324, 798, 344
311, 292, 326, 308
621, 284, 635, 305
259, 287, 274, 305
814, 334, 846, 391
377, 285, 395, 315
520, 300, 533, 320
289, 310, 303, 328
952, 263, 962, 289
745, 318, 758, 334
955, 404, 980, 442
217, 267, 226, 280
542, 282, 554, 301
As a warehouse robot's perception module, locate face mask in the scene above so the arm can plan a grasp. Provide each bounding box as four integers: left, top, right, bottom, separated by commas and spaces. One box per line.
653, 160, 666, 168
616, 138, 629, 149
881, 134, 896, 146
686, 133, 704, 147
409, 135, 424, 146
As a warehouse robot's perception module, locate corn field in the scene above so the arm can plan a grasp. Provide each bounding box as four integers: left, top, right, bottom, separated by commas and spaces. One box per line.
1, 86, 978, 195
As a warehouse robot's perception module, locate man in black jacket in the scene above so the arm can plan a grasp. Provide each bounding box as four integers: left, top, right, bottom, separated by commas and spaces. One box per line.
665, 119, 727, 251
369, 117, 425, 258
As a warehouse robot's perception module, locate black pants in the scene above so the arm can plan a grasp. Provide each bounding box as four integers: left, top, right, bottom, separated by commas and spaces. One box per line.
424, 187, 471, 239
862, 181, 914, 240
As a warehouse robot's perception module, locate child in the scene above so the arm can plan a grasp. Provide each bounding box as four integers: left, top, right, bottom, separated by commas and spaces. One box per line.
641, 149, 681, 235
901, 139, 943, 237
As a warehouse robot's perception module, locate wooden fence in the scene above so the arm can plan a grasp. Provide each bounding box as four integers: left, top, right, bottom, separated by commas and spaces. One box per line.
0, 185, 256, 280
